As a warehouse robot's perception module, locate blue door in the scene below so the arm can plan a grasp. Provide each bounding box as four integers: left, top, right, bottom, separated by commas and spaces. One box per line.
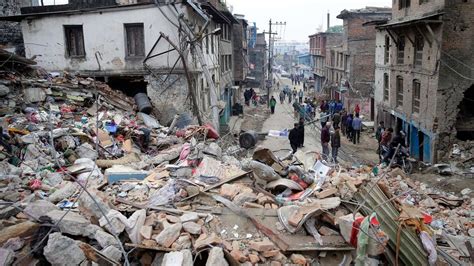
410, 125, 419, 159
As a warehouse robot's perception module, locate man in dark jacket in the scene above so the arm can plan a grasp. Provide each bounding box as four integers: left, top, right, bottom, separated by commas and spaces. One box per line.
321, 123, 331, 159
332, 111, 341, 128
331, 126, 341, 163
341, 111, 348, 136
298, 118, 305, 147
289, 123, 300, 154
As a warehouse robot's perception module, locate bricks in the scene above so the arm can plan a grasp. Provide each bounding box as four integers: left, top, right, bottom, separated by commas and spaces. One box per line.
315, 188, 338, 199
249, 239, 275, 252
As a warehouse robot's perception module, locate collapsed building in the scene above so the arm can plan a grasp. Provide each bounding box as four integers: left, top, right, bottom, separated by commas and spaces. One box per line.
0, 0, 248, 132
373, 0, 474, 163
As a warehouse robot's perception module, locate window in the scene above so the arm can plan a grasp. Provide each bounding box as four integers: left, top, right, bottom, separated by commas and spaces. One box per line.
396, 76, 404, 107
220, 55, 225, 72
384, 35, 390, 64
64, 25, 85, 58
125, 23, 145, 57
412, 79, 420, 113
399, 0, 411, 9
419, 0, 429, 4
414, 35, 424, 67
397, 36, 405, 65
383, 73, 389, 101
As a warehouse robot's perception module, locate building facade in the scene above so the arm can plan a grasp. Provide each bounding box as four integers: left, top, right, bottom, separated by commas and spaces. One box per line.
0, 0, 28, 54
374, 0, 474, 163
248, 33, 267, 90
309, 32, 343, 93
336, 7, 391, 120
0, 0, 236, 129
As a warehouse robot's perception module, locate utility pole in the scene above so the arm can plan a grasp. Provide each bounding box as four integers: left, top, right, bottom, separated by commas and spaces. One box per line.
263, 20, 286, 106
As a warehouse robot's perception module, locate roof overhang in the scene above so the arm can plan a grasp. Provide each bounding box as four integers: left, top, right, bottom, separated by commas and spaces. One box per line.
376, 12, 443, 29
200, 2, 231, 24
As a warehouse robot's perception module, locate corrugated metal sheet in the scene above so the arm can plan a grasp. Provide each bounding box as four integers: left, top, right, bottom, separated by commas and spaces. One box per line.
354, 184, 429, 266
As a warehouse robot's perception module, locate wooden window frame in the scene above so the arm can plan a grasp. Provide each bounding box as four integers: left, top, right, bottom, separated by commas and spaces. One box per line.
397, 36, 405, 65
124, 23, 145, 58
384, 35, 390, 64
64, 25, 85, 58
414, 35, 424, 67
396, 76, 404, 107
412, 79, 421, 113
383, 73, 389, 102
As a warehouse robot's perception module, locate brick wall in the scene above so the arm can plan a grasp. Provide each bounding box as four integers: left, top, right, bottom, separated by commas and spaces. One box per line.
0, 0, 24, 54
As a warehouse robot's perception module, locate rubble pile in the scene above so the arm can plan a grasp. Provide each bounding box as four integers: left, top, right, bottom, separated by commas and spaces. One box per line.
0, 70, 472, 265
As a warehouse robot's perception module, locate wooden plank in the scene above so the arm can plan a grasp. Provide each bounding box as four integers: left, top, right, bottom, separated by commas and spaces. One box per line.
125, 243, 176, 252
0, 221, 39, 245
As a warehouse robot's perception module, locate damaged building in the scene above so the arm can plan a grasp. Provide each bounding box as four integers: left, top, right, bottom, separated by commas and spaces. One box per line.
0, 0, 242, 131
334, 7, 392, 120
374, 0, 474, 163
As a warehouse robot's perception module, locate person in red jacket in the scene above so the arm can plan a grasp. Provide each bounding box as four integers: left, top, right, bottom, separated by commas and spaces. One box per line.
354, 104, 360, 115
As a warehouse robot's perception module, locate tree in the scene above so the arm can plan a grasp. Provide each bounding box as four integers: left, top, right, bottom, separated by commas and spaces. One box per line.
326, 25, 343, 33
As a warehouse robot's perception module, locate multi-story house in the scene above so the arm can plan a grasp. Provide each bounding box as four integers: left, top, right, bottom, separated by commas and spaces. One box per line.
231, 14, 248, 106
248, 33, 267, 90
335, 7, 391, 120
309, 32, 342, 93
374, 0, 473, 163
0, 0, 231, 129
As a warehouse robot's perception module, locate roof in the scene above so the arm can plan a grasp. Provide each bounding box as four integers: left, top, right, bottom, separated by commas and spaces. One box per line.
0, 2, 155, 22
200, 2, 231, 24
308, 32, 343, 38
337, 6, 392, 19
376, 11, 443, 29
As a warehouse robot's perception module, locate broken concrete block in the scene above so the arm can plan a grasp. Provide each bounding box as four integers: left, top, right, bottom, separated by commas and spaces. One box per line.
47, 181, 79, 203
249, 239, 276, 252
206, 247, 228, 266
233, 192, 257, 206
167, 215, 180, 223
95, 230, 119, 249
44, 233, 86, 265
162, 251, 183, 266
155, 223, 182, 248
318, 226, 339, 236
23, 200, 59, 221
290, 254, 306, 265
179, 212, 199, 223
182, 222, 201, 235
220, 184, 240, 199
175, 235, 192, 249
244, 202, 264, 208
46, 210, 91, 237
0, 248, 14, 265
24, 87, 46, 103
182, 249, 193, 266
2, 237, 25, 251
262, 250, 280, 258
101, 245, 122, 262
140, 225, 153, 240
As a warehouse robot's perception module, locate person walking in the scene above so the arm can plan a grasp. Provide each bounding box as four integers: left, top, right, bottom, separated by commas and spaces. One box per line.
269, 96, 277, 114
346, 114, 353, 141
298, 89, 304, 104
375, 121, 385, 154
332, 111, 341, 128
298, 118, 305, 148
352, 113, 362, 144
292, 101, 300, 119
331, 126, 341, 163
354, 104, 361, 116
336, 100, 343, 113
321, 123, 331, 160
292, 88, 297, 101
289, 123, 300, 154
279, 90, 285, 104
329, 100, 336, 116
341, 110, 348, 136
320, 110, 328, 128
380, 127, 393, 162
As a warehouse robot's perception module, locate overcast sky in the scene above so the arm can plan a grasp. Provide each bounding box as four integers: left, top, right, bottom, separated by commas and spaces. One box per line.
44, 0, 391, 41
228, 0, 391, 41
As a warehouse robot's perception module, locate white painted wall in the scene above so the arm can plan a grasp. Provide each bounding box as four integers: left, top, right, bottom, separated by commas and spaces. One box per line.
21, 4, 219, 75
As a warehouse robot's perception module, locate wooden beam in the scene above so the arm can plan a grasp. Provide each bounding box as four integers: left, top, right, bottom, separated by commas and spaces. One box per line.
425, 23, 440, 47
386, 29, 399, 47
415, 25, 432, 47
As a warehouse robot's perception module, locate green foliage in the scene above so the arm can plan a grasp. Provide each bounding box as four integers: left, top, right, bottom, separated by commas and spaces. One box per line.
326, 25, 343, 33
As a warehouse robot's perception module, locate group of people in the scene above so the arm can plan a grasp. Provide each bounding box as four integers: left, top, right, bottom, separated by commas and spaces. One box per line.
279, 87, 306, 104
290, 74, 303, 86
243, 88, 257, 106
375, 121, 407, 163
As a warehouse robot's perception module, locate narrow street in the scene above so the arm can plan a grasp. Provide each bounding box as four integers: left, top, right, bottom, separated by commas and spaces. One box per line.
259, 74, 379, 166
